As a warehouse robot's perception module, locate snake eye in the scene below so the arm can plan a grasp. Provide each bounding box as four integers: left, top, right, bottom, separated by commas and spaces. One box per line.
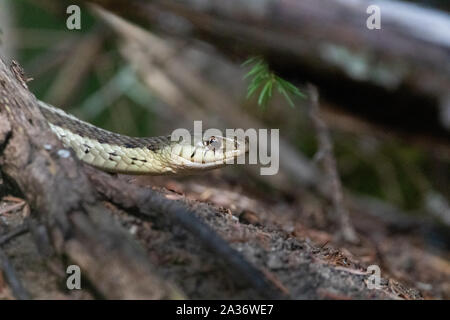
204, 136, 221, 150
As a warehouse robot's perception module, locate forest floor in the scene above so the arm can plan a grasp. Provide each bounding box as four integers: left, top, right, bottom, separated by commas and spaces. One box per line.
0, 170, 449, 299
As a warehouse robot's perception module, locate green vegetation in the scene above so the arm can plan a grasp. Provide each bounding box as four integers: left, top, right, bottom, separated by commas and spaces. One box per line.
243, 57, 305, 108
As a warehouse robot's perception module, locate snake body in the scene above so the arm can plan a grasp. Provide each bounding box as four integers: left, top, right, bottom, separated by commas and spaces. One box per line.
38, 101, 247, 175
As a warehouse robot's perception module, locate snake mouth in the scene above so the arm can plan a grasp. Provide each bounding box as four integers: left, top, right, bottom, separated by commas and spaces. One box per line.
170, 135, 248, 170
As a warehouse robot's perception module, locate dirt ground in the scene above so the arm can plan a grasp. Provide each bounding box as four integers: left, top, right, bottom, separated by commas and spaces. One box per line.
0, 170, 448, 299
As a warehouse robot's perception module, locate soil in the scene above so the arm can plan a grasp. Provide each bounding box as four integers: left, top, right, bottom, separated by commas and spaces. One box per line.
1, 170, 448, 299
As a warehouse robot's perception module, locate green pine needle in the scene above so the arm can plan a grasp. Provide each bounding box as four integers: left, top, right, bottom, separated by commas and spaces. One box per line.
243, 57, 306, 108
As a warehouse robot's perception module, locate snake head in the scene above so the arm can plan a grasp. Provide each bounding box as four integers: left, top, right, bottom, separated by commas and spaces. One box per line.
169, 133, 249, 172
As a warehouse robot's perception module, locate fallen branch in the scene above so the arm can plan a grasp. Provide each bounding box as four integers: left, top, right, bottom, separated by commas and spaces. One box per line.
308, 84, 358, 243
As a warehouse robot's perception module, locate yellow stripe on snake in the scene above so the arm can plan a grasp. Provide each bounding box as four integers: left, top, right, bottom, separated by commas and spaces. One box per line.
38, 101, 248, 175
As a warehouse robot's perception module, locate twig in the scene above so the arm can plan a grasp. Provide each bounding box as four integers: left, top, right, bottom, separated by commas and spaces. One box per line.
307, 84, 358, 243
0, 224, 29, 246
0, 202, 25, 215
2, 195, 25, 203
0, 248, 30, 299
0, 223, 30, 299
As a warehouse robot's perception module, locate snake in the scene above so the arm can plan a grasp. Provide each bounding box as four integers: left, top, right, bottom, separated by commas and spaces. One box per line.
38, 101, 248, 175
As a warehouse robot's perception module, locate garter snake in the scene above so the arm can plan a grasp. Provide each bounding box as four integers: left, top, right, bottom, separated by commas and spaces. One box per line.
38, 101, 248, 175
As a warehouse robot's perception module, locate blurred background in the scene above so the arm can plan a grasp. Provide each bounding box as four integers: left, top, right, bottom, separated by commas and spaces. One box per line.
0, 0, 449, 298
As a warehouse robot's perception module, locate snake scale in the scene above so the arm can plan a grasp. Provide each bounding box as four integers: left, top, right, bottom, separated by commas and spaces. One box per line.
38, 101, 248, 175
